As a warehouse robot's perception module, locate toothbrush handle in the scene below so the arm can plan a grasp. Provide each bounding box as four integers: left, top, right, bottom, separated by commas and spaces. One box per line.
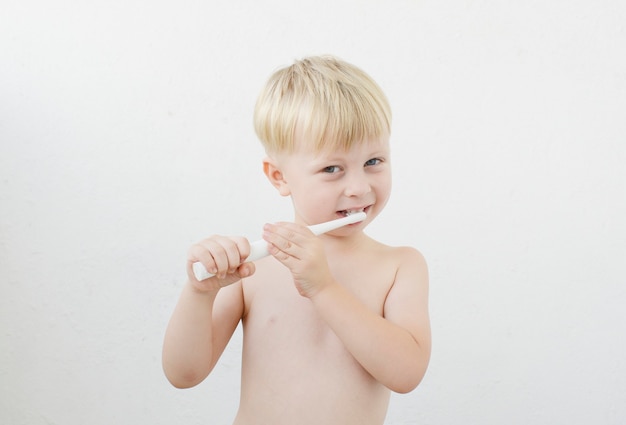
192, 239, 268, 281
191, 212, 366, 281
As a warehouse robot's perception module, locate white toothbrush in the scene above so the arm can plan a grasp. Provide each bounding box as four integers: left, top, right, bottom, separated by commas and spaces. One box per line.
192, 211, 367, 281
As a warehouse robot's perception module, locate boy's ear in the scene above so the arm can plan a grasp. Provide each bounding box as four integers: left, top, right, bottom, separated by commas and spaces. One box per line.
263, 157, 291, 196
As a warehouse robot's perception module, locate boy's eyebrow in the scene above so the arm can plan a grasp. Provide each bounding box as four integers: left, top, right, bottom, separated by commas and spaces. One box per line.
311, 151, 390, 165
368, 148, 390, 156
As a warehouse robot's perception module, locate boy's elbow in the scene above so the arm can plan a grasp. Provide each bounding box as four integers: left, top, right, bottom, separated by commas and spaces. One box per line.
389, 377, 422, 394
164, 370, 205, 389
169, 379, 198, 390
162, 361, 209, 389
389, 372, 424, 394
388, 358, 429, 394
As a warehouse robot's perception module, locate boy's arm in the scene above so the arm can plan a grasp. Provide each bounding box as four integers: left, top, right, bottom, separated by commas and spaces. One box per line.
163, 235, 254, 388
162, 280, 245, 388
262, 223, 430, 392
310, 247, 431, 393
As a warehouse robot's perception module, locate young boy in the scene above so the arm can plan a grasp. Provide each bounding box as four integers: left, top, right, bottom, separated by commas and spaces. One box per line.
162, 55, 431, 425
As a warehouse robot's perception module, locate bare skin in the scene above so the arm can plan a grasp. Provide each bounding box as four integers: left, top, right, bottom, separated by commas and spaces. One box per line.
162, 138, 431, 425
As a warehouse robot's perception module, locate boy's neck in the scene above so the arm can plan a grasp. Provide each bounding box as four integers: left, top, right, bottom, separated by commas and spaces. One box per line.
319, 231, 371, 254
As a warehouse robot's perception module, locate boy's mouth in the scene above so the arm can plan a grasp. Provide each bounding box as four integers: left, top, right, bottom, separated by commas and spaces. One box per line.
338, 206, 368, 217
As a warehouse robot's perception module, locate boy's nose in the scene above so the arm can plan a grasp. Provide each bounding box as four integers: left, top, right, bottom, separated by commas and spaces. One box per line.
344, 172, 371, 197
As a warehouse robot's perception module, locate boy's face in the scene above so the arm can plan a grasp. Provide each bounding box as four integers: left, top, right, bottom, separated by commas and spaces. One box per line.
265, 136, 392, 232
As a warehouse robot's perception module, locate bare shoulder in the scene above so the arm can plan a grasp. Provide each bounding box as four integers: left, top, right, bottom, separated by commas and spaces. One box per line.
368, 239, 428, 280
386, 244, 428, 287
379, 244, 429, 320
397, 246, 428, 280
391, 245, 427, 267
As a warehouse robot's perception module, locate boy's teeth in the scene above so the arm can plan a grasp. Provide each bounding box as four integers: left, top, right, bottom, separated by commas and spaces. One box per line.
345, 209, 364, 216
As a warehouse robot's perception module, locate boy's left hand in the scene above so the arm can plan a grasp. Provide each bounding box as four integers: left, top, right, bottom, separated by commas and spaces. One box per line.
262, 222, 332, 297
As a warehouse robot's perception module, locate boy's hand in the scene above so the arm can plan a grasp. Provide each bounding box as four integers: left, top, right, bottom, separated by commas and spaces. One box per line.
186, 235, 255, 292
262, 222, 332, 298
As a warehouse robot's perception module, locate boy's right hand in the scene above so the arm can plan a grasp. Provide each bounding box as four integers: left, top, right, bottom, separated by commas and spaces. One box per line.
186, 235, 256, 292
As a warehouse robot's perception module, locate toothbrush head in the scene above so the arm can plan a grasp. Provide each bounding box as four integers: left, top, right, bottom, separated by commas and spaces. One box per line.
344, 210, 366, 222
308, 211, 366, 235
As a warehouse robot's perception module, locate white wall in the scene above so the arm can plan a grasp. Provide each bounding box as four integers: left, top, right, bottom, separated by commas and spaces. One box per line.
1, 1, 625, 424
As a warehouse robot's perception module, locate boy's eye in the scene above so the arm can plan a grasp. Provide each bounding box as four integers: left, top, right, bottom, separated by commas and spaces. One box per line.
322, 165, 341, 173
365, 158, 382, 166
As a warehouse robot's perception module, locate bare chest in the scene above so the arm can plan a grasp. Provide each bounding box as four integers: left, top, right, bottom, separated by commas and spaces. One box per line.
243, 255, 394, 344
235, 258, 393, 424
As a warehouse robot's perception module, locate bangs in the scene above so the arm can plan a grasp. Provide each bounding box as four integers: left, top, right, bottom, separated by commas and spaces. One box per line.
296, 82, 391, 152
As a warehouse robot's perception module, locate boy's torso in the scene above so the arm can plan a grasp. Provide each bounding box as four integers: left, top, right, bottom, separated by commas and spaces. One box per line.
232, 240, 401, 425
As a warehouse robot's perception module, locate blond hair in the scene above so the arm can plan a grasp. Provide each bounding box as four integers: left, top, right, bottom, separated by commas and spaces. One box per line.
254, 55, 391, 154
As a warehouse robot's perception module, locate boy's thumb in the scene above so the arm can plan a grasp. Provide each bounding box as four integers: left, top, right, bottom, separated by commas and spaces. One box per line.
238, 262, 255, 278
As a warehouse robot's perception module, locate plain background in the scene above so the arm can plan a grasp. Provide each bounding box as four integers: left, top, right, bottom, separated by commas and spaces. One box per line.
2, 1, 625, 424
